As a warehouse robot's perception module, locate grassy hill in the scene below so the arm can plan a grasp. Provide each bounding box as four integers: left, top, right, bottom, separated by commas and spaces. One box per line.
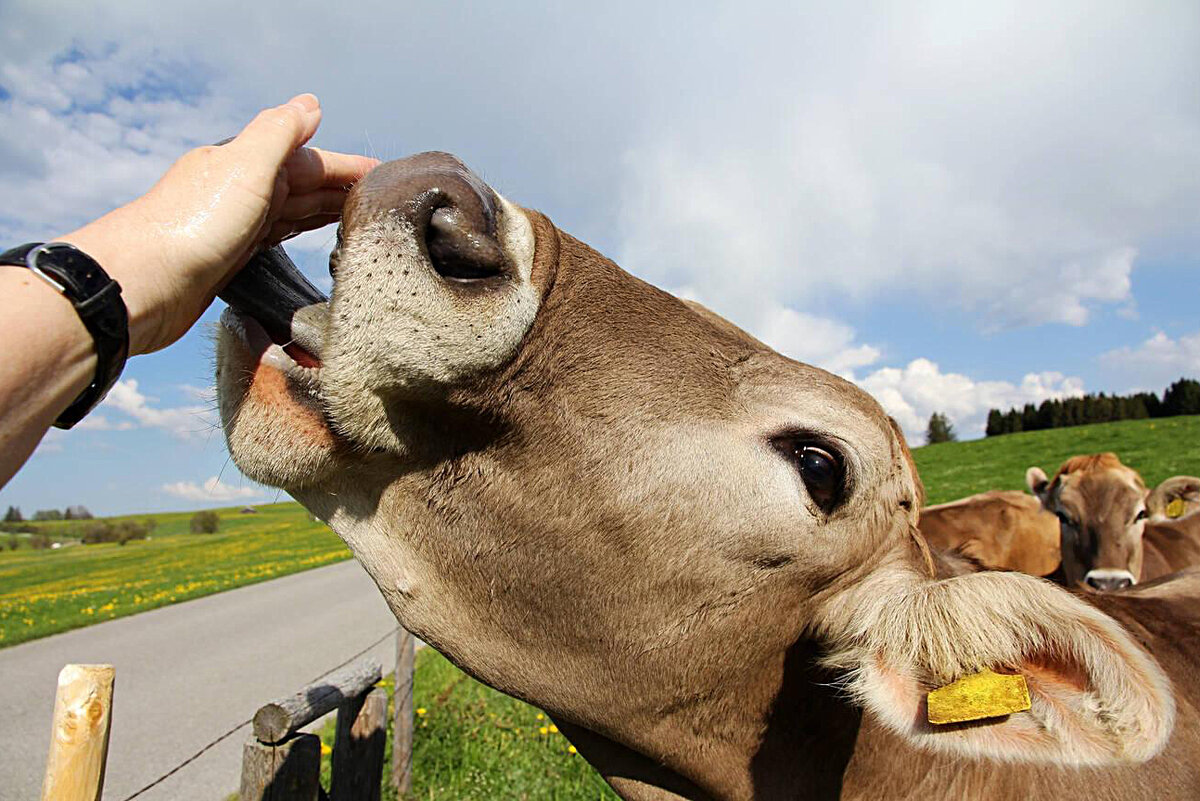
0, 502, 347, 648
912, 415, 1200, 505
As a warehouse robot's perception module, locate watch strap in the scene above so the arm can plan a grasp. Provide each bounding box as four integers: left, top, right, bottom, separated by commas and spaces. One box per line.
0, 242, 130, 429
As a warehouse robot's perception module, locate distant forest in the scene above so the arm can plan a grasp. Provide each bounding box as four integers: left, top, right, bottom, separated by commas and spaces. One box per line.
985, 378, 1200, 437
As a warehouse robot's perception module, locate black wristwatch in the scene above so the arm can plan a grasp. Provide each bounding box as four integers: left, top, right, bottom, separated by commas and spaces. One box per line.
1, 242, 130, 430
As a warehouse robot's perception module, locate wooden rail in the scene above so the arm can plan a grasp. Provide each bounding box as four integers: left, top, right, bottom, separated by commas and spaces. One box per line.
240, 628, 416, 800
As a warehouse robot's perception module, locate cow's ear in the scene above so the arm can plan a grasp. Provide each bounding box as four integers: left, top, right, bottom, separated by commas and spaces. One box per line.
1147, 476, 1200, 520
843, 571, 1173, 767
1026, 466, 1050, 502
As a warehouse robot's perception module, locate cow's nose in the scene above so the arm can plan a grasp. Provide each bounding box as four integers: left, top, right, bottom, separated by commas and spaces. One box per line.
342, 151, 508, 282
1084, 569, 1135, 591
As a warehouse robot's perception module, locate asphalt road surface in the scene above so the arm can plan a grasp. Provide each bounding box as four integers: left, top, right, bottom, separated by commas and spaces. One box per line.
0, 559, 400, 800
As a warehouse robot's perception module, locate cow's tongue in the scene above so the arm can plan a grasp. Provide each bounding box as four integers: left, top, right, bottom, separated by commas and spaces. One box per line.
219, 246, 328, 365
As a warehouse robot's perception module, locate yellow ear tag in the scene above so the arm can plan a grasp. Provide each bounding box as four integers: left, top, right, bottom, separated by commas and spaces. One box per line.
927, 669, 1031, 725
1167, 499, 1185, 519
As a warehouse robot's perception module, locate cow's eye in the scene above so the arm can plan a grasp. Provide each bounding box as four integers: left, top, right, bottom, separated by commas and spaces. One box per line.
1134, 509, 1148, 523
774, 439, 844, 513
1056, 511, 1076, 528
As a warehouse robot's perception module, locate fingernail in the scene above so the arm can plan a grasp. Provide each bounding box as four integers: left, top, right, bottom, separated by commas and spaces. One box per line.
287, 94, 320, 114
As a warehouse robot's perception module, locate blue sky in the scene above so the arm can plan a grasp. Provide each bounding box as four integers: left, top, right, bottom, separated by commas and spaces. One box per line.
1, 0, 1198, 516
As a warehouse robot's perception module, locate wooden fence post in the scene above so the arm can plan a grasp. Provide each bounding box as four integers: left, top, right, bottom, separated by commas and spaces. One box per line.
239, 733, 321, 801
331, 687, 388, 801
392, 628, 415, 795
40, 664, 114, 801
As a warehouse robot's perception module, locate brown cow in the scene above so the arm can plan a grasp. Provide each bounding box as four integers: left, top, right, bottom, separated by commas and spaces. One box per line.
1028, 454, 1200, 590
216, 153, 1198, 799
918, 490, 1059, 576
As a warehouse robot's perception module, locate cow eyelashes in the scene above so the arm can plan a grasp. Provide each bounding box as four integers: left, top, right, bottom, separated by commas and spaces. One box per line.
772, 438, 846, 514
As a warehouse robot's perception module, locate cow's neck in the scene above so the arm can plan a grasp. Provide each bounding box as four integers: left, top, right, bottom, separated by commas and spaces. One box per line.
566, 637, 868, 801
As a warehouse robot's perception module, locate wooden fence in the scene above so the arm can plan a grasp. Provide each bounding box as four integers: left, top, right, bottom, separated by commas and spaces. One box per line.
39, 629, 417, 801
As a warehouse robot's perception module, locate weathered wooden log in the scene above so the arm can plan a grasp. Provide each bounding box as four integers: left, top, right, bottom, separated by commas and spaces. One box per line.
40, 664, 114, 801
392, 629, 415, 795
331, 687, 387, 801
238, 733, 320, 801
253, 659, 382, 744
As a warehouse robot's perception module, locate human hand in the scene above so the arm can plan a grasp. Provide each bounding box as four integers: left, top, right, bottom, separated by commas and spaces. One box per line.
60, 94, 378, 355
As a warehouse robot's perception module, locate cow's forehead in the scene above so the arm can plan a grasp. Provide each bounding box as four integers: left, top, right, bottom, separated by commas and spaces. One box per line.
734, 356, 893, 443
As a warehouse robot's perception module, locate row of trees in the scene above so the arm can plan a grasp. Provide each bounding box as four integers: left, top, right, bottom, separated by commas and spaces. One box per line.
985, 378, 1200, 437
3, 505, 93, 523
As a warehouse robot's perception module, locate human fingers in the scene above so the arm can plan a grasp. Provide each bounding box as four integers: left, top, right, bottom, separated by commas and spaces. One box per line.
279, 188, 348, 222
265, 213, 342, 245
285, 147, 379, 193
228, 94, 323, 184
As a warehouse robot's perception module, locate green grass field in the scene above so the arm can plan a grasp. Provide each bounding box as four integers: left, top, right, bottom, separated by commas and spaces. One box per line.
0, 502, 348, 648
308, 647, 617, 801
911, 415, 1200, 505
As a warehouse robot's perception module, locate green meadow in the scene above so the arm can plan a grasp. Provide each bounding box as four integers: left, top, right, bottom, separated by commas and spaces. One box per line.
312, 647, 618, 801
0, 502, 348, 648
912, 415, 1200, 505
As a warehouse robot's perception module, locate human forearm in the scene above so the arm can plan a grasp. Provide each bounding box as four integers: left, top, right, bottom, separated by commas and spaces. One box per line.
0, 269, 96, 487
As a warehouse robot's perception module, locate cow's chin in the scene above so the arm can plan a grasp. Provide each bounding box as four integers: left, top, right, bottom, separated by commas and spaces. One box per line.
216, 309, 343, 491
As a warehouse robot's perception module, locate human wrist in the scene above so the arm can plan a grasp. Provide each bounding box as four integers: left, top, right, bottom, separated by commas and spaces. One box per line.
58, 211, 161, 356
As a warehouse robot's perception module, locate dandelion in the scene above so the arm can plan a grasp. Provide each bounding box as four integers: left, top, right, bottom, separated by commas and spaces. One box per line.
320, 743, 332, 756
539, 727, 548, 736
568, 745, 578, 755
536, 713, 544, 721
417, 707, 427, 716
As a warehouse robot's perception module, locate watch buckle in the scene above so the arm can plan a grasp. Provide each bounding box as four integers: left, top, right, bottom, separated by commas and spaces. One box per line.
25, 243, 69, 294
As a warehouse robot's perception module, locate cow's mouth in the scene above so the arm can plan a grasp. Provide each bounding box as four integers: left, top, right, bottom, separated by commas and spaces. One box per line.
215, 246, 345, 486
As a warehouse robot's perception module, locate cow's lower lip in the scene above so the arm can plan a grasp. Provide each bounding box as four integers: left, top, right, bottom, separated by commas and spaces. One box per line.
220, 308, 323, 385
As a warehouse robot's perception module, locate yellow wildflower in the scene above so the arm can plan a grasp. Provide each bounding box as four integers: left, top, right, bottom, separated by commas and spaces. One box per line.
549, 724, 558, 734
539, 727, 548, 736
416, 707, 427, 716
320, 743, 332, 756
536, 712, 544, 720
568, 745, 578, 755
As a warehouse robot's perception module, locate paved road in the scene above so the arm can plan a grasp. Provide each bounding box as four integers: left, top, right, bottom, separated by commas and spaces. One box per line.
0, 559, 400, 801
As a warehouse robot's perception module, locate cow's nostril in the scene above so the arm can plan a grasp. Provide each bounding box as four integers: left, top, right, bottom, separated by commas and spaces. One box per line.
426, 207, 507, 281
1086, 573, 1134, 591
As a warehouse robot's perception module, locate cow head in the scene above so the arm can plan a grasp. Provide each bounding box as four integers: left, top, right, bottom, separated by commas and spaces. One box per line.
1027, 454, 1156, 589
217, 154, 1172, 797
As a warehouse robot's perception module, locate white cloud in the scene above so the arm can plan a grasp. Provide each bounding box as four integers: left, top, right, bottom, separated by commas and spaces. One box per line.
98, 379, 214, 439
0, 45, 243, 245
73, 414, 135, 432
756, 305, 881, 380
1100, 330, 1200, 390
161, 476, 265, 502
859, 359, 1085, 444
